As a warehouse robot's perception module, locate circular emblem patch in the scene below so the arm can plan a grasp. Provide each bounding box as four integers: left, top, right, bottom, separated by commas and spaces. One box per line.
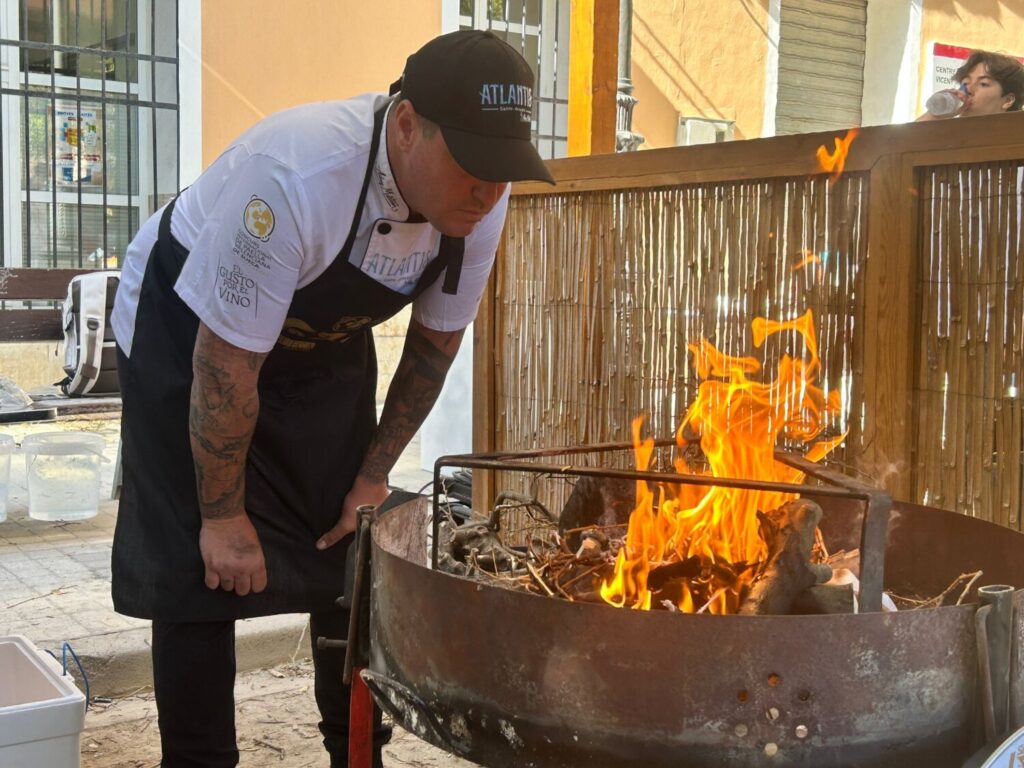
243, 196, 275, 241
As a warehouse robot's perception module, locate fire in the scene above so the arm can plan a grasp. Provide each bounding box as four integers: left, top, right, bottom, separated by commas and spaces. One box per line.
815, 128, 858, 186
792, 250, 821, 272
599, 309, 844, 614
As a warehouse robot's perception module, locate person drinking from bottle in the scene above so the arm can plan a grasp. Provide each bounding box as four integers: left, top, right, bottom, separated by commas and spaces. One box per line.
918, 49, 1024, 121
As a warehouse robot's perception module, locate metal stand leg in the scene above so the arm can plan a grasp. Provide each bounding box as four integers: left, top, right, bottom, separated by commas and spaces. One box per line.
348, 667, 376, 768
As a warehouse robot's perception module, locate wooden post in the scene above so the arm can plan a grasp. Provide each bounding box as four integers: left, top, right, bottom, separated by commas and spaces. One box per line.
472, 245, 499, 513
853, 153, 919, 501
567, 0, 619, 157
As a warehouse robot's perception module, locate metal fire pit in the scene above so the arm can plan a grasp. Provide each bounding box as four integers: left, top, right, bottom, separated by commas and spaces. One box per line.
361, 446, 1024, 767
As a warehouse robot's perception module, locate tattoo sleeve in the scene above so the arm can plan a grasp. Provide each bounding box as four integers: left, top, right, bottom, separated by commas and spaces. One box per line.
189, 323, 268, 521
359, 319, 464, 484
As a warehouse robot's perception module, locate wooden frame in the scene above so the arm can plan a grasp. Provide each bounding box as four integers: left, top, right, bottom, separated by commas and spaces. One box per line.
475, 112, 1024, 508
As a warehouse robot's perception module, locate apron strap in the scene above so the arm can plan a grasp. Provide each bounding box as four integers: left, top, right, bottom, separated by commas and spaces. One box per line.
158, 195, 179, 244
440, 236, 464, 295
338, 102, 389, 261
336, 99, 466, 298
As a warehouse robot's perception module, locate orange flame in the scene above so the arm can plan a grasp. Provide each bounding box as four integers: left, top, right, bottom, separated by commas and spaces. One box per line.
599, 309, 845, 614
792, 250, 821, 272
815, 129, 859, 186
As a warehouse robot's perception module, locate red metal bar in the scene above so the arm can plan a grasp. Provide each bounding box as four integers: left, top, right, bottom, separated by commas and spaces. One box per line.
348, 667, 375, 768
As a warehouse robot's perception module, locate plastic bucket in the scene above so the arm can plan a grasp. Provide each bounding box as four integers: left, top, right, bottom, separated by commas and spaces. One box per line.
22, 433, 105, 522
0, 434, 12, 523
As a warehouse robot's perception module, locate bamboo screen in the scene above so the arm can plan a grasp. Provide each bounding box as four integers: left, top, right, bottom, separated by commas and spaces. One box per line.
914, 160, 1024, 529
493, 174, 869, 479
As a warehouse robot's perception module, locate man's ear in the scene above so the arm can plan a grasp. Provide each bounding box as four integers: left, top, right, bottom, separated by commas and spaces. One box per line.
1003, 93, 1016, 111
392, 99, 418, 150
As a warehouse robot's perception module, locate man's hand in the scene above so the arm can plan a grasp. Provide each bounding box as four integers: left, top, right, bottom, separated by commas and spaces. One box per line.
316, 476, 390, 550
199, 515, 268, 595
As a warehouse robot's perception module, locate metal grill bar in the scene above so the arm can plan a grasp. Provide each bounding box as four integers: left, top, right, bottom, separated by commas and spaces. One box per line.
76, 0, 83, 267
21, 0, 31, 268
148, 0, 155, 215
100, 0, 108, 264
430, 442, 892, 612
49, 0, 57, 268
0, 37, 177, 63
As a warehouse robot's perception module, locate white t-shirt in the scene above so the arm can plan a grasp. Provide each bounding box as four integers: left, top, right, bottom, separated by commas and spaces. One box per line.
112, 93, 509, 356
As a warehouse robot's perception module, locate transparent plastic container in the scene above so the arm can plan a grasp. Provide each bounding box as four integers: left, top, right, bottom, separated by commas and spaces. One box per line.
22, 432, 105, 521
0, 434, 12, 523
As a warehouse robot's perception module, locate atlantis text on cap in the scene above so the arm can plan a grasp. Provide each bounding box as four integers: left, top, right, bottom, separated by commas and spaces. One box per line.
480, 83, 533, 120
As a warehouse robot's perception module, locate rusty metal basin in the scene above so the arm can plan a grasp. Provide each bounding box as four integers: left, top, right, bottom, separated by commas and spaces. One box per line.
367, 496, 1024, 767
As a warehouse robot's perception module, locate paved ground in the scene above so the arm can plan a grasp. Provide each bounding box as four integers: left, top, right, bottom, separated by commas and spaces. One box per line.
0, 410, 461, 766
82, 660, 475, 767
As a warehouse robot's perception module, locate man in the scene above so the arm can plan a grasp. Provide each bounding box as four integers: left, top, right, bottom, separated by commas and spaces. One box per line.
917, 49, 1024, 120
110, 30, 554, 767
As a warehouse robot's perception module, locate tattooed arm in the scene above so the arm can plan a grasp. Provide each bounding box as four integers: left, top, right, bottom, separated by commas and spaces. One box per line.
190, 322, 270, 595
316, 318, 464, 549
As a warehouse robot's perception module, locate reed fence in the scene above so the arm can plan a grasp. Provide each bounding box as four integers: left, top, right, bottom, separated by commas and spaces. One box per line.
473, 113, 1024, 529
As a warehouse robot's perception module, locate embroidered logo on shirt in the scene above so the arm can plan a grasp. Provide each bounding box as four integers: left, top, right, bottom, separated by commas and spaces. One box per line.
243, 196, 275, 241
375, 166, 401, 213
277, 315, 372, 351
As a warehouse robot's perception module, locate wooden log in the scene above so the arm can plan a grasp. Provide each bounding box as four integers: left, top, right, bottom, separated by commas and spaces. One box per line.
558, 475, 636, 550
791, 583, 856, 615
448, 523, 523, 573
738, 499, 833, 615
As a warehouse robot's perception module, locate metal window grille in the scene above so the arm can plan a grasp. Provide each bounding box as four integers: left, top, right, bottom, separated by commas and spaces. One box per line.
460, 0, 569, 160
0, 0, 179, 270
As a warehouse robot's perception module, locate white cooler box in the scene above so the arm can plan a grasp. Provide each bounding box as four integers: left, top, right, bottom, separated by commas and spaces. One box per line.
0, 635, 86, 768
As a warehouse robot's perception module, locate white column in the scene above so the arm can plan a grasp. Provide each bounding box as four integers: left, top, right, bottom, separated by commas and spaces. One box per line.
441, 0, 461, 33
760, 0, 781, 138
178, 0, 203, 184
0, 0, 23, 266
862, 0, 922, 125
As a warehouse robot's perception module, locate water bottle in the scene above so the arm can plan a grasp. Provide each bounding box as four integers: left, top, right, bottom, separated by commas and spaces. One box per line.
925, 86, 965, 117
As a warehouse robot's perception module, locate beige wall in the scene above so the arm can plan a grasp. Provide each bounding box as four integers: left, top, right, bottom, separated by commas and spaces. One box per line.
629, 0, 771, 148
201, 1, 441, 168
919, 0, 1024, 107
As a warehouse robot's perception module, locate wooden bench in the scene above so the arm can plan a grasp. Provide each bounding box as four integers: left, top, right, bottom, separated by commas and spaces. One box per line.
0, 267, 95, 342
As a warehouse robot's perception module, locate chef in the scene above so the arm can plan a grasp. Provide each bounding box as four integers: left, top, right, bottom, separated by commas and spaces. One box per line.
110, 29, 554, 768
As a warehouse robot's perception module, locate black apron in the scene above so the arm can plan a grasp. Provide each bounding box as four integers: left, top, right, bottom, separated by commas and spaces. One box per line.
113, 104, 464, 621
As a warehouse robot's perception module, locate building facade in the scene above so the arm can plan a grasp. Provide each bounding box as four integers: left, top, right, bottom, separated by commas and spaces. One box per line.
631, 0, 1024, 149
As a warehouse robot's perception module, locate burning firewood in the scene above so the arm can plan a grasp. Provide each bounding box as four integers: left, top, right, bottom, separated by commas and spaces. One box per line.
791, 583, 856, 614
558, 476, 635, 551
443, 522, 524, 573
739, 499, 833, 615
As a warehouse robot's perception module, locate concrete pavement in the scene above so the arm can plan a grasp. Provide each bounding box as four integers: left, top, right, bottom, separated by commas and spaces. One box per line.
0, 412, 433, 698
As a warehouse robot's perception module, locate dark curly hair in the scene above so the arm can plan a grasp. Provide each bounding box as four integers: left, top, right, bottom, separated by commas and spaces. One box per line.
954, 50, 1024, 111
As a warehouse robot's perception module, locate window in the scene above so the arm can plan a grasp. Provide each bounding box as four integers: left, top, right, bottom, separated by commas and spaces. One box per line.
457, 0, 569, 159
0, 0, 179, 269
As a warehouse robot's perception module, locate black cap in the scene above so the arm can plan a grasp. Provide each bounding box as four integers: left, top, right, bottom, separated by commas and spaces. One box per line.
392, 30, 555, 185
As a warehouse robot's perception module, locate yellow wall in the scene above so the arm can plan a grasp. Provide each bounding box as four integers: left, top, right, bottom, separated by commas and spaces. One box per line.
629, 0, 771, 148
919, 0, 1024, 107
200, 1, 441, 168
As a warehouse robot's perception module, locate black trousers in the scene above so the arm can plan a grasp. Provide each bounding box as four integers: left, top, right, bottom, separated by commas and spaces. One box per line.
152, 612, 388, 767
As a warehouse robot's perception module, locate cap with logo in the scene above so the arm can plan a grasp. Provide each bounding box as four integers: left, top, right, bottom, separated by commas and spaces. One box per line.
392, 30, 555, 185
